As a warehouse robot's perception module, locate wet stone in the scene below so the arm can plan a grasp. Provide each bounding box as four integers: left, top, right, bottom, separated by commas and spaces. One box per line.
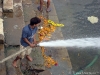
14, 3, 23, 17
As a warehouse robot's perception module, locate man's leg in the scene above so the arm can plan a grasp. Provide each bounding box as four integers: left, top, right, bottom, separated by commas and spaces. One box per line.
38, 0, 43, 11
47, 0, 50, 9
46, 0, 51, 12
12, 56, 21, 67
12, 45, 25, 67
26, 46, 33, 61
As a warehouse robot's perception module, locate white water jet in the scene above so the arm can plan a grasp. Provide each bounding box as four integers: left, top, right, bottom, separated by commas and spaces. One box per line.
38, 38, 100, 48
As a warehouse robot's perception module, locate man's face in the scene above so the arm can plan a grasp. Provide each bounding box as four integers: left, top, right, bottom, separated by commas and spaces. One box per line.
31, 23, 40, 29
35, 23, 41, 27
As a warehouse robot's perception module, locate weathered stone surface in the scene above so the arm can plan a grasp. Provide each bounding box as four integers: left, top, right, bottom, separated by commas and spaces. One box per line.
4, 0, 25, 45
48, 2, 57, 16
6, 49, 17, 75
29, 47, 45, 70
39, 70, 51, 75
3, 0, 13, 12
0, 44, 6, 75
6, 46, 23, 75
22, 0, 32, 4
22, 0, 35, 24
0, 18, 4, 44
5, 46, 23, 75
0, 8, 2, 17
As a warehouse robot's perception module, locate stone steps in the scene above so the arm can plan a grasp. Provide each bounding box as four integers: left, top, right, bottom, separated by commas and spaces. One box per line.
3, 0, 25, 45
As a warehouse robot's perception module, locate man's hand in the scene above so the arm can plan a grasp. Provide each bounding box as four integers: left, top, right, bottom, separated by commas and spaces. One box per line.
29, 43, 36, 48
33, 41, 39, 44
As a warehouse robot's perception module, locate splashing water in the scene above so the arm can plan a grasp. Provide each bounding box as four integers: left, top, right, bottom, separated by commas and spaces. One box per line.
38, 38, 100, 48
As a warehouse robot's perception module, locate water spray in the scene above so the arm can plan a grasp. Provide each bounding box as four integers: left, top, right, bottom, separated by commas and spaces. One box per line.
0, 37, 100, 64
38, 38, 100, 48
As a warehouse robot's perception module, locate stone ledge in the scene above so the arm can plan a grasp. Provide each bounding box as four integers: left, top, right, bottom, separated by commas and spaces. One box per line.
0, 18, 4, 44
3, 0, 13, 12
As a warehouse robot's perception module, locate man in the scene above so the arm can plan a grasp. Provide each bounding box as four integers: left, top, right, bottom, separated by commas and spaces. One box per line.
13, 17, 41, 67
38, 0, 51, 12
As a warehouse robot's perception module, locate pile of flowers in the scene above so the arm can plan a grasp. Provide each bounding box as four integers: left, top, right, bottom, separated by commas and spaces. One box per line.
38, 16, 64, 68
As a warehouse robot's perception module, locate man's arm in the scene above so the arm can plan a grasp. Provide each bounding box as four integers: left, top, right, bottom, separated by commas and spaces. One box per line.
22, 29, 35, 47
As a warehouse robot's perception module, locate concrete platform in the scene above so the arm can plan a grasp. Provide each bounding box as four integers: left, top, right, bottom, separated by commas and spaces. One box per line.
3, 0, 13, 12
4, 0, 25, 45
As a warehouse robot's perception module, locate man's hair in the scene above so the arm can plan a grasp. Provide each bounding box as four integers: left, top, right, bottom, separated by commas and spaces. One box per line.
30, 17, 41, 26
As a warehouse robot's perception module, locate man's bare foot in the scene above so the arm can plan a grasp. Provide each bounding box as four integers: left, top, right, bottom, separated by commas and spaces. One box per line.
12, 56, 21, 67
12, 60, 17, 67
26, 55, 33, 61
46, 8, 51, 12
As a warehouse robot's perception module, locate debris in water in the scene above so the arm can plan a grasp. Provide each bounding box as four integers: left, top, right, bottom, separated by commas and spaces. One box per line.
87, 16, 98, 24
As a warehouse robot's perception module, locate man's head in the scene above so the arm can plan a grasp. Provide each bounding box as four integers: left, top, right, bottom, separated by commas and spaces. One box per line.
30, 17, 41, 28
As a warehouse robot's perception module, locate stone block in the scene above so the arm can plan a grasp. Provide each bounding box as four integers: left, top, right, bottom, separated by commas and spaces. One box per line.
0, 18, 4, 44
3, 0, 13, 12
